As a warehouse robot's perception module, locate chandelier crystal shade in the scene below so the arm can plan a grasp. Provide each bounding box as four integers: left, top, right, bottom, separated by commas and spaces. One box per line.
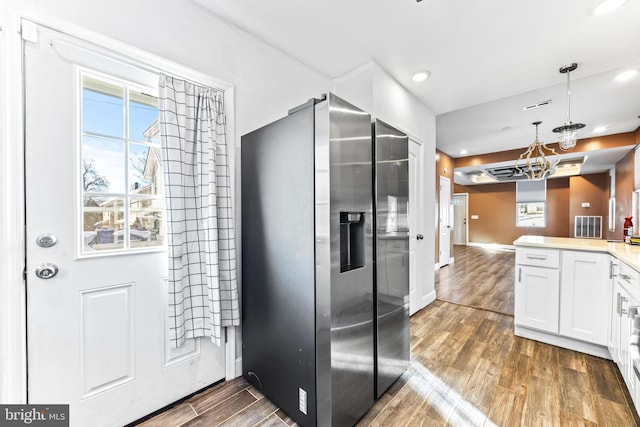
553, 63, 586, 151
516, 121, 560, 180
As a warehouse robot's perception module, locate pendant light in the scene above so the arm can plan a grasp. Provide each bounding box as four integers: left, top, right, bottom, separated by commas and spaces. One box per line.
553, 63, 585, 151
516, 121, 560, 180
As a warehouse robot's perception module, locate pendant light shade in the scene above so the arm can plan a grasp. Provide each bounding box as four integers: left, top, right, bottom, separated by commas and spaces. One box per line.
553, 63, 586, 151
516, 121, 560, 180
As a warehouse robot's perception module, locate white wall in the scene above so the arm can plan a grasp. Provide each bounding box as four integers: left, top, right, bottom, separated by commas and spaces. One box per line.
332, 61, 437, 311
1, 0, 330, 402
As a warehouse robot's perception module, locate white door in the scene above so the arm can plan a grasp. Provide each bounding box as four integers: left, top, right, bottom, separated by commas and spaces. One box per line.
453, 193, 467, 245
439, 176, 451, 266
408, 139, 425, 315
24, 25, 225, 427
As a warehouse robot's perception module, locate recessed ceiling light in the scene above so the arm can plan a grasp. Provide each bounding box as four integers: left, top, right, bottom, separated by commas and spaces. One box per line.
615, 69, 638, 82
594, 0, 627, 14
459, 149, 468, 155
412, 70, 431, 82
593, 126, 607, 133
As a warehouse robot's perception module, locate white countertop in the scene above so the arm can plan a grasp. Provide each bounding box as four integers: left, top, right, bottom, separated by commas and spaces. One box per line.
514, 235, 640, 272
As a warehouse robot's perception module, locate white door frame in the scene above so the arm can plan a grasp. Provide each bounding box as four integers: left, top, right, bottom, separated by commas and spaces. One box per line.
0, 4, 28, 404
0, 11, 239, 404
453, 192, 469, 246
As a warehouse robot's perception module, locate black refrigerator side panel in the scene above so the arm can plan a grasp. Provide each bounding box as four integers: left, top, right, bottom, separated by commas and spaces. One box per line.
241, 106, 317, 426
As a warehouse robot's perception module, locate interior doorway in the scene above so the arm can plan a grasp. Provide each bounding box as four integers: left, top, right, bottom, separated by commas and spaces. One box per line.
453, 193, 468, 245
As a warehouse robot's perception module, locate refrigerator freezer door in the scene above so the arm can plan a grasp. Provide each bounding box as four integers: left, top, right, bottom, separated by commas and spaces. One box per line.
315, 94, 375, 427
374, 119, 410, 398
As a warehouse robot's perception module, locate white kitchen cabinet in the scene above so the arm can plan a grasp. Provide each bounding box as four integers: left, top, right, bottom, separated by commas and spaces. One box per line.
515, 248, 560, 334
560, 250, 610, 345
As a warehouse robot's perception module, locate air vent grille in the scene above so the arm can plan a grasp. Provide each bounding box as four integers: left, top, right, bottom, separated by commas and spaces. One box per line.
575, 216, 602, 239
523, 99, 552, 110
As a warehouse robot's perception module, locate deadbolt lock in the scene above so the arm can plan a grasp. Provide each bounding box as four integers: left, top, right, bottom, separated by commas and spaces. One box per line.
36, 233, 57, 248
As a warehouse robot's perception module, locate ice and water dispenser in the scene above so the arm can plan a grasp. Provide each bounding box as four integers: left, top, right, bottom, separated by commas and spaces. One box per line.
340, 211, 365, 272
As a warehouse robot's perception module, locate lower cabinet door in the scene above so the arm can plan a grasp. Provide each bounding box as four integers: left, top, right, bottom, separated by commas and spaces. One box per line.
515, 265, 560, 334
560, 251, 610, 345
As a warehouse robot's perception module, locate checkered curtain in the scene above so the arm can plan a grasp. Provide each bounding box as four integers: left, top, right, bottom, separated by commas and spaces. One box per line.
159, 74, 239, 348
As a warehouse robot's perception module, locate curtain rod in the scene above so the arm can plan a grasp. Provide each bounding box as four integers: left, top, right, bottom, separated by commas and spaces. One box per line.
48, 38, 224, 93
23, 18, 229, 92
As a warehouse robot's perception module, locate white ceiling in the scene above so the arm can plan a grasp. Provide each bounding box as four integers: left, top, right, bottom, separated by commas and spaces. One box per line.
193, 0, 640, 161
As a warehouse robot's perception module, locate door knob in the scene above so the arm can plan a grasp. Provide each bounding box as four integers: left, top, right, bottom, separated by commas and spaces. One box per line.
416, 234, 424, 240
35, 263, 58, 279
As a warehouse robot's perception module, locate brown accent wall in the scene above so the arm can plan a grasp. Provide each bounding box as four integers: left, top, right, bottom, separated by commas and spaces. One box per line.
453, 176, 614, 246
569, 173, 609, 237
435, 150, 454, 262
613, 149, 635, 239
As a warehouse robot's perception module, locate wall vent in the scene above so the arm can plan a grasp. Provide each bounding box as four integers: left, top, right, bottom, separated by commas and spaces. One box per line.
575, 216, 602, 239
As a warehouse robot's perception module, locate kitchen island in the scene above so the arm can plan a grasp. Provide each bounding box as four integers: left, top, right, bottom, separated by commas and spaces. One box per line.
514, 235, 640, 415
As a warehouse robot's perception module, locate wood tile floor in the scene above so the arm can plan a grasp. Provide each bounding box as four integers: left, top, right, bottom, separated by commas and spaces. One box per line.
138, 246, 639, 426
436, 245, 515, 316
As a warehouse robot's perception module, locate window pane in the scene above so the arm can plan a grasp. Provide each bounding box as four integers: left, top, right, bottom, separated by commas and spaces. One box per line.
82, 75, 124, 138
129, 143, 162, 195
129, 198, 164, 249
82, 136, 125, 194
517, 202, 546, 228
83, 196, 125, 251
129, 89, 159, 142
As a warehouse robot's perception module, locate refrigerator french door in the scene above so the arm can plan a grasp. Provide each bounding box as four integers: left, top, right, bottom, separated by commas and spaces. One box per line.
373, 119, 410, 398
241, 93, 375, 426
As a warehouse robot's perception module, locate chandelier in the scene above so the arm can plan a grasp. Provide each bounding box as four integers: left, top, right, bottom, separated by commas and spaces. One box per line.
553, 63, 585, 151
516, 121, 560, 180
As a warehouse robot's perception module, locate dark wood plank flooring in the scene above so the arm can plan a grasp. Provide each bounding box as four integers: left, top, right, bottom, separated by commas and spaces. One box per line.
138, 302, 638, 426
138, 244, 639, 426
436, 245, 515, 316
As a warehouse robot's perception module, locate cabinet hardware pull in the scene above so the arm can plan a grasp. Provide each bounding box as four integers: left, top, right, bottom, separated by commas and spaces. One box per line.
526, 255, 547, 260
617, 293, 622, 315
518, 268, 522, 282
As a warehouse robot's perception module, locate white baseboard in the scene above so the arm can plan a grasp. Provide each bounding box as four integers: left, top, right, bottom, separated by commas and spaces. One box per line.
422, 290, 436, 306
449, 256, 455, 264
467, 242, 516, 251
235, 357, 242, 379
434, 262, 440, 270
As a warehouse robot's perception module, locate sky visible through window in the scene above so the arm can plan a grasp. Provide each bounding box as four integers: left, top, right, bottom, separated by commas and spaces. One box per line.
82, 84, 159, 194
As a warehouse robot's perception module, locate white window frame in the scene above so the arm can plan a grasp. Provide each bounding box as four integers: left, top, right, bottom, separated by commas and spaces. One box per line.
77, 68, 164, 257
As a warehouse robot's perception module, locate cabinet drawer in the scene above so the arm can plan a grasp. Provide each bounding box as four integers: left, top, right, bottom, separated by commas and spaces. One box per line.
516, 247, 560, 268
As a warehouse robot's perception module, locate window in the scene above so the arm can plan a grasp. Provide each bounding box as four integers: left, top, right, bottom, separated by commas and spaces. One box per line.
516, 202, 546, 228
80, 72, 163, 253
516, 180, 546, 228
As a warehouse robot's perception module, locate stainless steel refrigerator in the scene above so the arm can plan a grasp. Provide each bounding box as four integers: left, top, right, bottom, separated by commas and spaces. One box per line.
241, 94, 375, 426
241, 94, 409, 426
